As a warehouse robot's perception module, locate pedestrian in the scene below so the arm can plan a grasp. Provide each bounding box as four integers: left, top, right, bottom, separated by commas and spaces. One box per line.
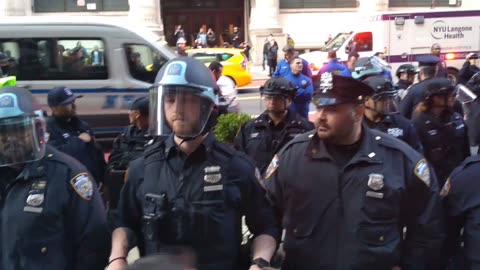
411, 77, 470, 187
264, 72, 445, 270
400, 55, 463, 119
394, 64, 417, 100
287, 34, 295, 48
262, 35, 273, 71
361, 75, 423, 153
46, 86, 106, 185
240, 41, 251, 60
234, 77, 313, 174
430, 43, 448, 78
273, 45, 312, 78
284, 57, 314, 118
458, 52, 479, 84
267, 39, 279, 77
109, 57, 280, 270
338, 51, 359, 77
206, 28, 216, 47
208, 61, 239, 112
174, 25, 185, 44
231, 26, 240, 48
441, 154, 480, 270
0, 86, 110, 269
176, 37, 188, 56
319, 50, 346, 76
196, 28, 207, 48
105, 96, 151, 209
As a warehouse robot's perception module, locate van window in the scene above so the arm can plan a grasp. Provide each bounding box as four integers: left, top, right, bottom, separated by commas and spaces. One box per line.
351, 32, 373, 52
0, 38, 108, 80
124, 44, 167, 83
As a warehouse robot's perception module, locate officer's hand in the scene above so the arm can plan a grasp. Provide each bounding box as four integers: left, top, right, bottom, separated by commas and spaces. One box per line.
107, 258, 128, 270
78, 132, 92, 143
249, 265, 264, 270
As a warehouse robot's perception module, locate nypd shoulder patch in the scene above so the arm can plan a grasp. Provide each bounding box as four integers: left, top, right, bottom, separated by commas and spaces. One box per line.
264, 154, 280, 180
440, 177, 451, 197
414, 159, 431, 187
70, 173, 94, 201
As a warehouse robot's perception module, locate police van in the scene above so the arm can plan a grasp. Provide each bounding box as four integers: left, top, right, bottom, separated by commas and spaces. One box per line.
0, 17, 176, 146
300, 9, 480, 82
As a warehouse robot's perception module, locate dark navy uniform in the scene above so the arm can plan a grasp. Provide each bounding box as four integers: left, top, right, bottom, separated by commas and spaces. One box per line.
412, 111, 470, 187
394, 79, 411, 91
441, 155, 480, 270
364, 113, 423, 153
0, 145, 110, 270
114, 134, 280, 270
234, 109, 313, 173
265, 128, 444, 270
108, 125, 150, 170
47, 115, 106, 184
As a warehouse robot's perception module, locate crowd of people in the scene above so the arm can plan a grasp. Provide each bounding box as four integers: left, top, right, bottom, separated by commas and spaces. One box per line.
1, 36, 480, 270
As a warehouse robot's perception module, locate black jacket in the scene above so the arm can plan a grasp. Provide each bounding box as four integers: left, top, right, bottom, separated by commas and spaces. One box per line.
108, 125, 151, 170
46, 116, 106, 184
234, 109, 314, 173
458, 61, 480, 85
0, 146, 110, 270
114, 133, 280, 270
265, 127, 445, 270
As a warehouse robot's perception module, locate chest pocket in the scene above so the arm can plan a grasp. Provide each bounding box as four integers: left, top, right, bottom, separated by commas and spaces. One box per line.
18, 233, 66, 270
360, 174, 401, 222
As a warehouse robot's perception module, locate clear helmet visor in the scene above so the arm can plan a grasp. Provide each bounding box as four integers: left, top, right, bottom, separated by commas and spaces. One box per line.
0, 111, 46, 167
456, 84, 477, 104
149, 85, 215, 139
372, 92, 399, 114
260, 94, 290, 115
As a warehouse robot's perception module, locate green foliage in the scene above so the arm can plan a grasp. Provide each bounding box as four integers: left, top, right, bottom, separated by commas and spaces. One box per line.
214, 112, 251, 144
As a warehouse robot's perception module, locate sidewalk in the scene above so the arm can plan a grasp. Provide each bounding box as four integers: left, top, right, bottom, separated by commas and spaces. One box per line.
237, 65, 270, 91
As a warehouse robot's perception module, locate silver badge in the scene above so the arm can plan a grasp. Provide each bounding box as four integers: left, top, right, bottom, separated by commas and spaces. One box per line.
204, 173, 222, 184
367, 173, 384, 191
26, 194, 44, 207
319, 72, 334, 93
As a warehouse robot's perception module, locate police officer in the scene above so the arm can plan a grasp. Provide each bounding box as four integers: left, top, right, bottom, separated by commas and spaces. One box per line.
234, 77, 313, 174
411, 78, 470, 187
264, 72, 444, 270
441, 155, 480, 270
458, 52, 479, 84
361, 75, 423, 153
0, 86, 110, 269
284, 57, 314, 118
109, 57, 280, 270
46, 86, 106, 184
272, 45, 312, 78
105, 96, 151, 209
394, 64, 417, 100
400, 55, 463, 119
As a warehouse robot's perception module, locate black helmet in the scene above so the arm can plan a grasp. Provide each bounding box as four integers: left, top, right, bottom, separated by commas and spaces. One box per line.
260, 77, 297, 100
396, 64, 417, 77
362, 75, 395, 96
150, 57, 219, 139
423, 77, 455, 101
0, 86, 46, 167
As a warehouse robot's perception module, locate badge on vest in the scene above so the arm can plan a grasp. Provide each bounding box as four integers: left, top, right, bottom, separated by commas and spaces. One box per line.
203, 166, 223, 192
264, 154, 280, 180
367, 173, 384, 191
387, 128, 403, 137
70, 173, 94, 200
414, 159, 431, 187
24, 180, 47, 213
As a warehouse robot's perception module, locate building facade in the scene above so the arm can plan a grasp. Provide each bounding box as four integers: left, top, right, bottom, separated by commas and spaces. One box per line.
0, 0, 477, 64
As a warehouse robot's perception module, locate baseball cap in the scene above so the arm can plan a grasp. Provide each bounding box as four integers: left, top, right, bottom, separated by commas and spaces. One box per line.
47, 86, 82, 107
129, 97, 149, 115
283, 45, 295, 53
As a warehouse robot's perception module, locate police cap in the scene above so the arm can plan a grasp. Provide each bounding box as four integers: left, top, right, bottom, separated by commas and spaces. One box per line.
416, 55, 441, 68
312, 72, 374, 107
466, 52, 478, 60
129, 97, 149, 115
0, 86, 41, 118
396, 64, 417, 77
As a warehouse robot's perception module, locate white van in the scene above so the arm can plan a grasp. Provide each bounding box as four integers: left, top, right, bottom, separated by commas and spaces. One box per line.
0, 17, 176, 145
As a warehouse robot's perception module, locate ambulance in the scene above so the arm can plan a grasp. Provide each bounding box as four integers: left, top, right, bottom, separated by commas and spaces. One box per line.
300, 9, 480, 82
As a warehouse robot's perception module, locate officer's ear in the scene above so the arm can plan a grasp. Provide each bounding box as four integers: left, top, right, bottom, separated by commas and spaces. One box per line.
353, 103, 365, 122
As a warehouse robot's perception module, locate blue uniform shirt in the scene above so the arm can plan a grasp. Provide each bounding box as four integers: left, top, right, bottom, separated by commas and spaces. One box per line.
319, 59, 346, 76
273, 58, 312, 78
284, 73, 314, 118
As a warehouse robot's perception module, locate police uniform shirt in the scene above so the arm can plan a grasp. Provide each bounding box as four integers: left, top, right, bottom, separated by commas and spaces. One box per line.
234, 109, 314, 173
264, 128, 444, 270
0, 145, 110, 270
441, 155, 480, 269
412, 111, 470, 187
363, 114, 424, 154
114, 133, 280, 270
108, 125, 150, 170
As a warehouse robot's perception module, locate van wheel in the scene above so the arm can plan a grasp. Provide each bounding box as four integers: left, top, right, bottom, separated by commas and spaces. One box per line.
447, 68, 459, 84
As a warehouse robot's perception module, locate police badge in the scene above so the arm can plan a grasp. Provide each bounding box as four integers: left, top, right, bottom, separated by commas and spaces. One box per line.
26, 194, 44, 207
367, 173, 384, 191
319, 72, 334, 93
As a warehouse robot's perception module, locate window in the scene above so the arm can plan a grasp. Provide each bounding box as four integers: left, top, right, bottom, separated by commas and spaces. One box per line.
188, 52, 234, 63
349, 32, 373, 52
33, 0, 128, 12
0, 38, 108, 80
389, 0, 451, 7
280, 0, 356, 9
124, 44, 168, 83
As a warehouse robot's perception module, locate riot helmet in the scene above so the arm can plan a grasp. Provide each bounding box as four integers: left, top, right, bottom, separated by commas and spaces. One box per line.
260, 78, 297, 114
362, 75, 398, 114
422, 77, 456, 112
150, 57, 218, 140
396, 64, 417, 77
0, 86, 46, 167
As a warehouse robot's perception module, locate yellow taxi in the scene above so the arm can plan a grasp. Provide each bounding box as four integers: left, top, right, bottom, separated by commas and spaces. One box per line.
187, 48, 252, 87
